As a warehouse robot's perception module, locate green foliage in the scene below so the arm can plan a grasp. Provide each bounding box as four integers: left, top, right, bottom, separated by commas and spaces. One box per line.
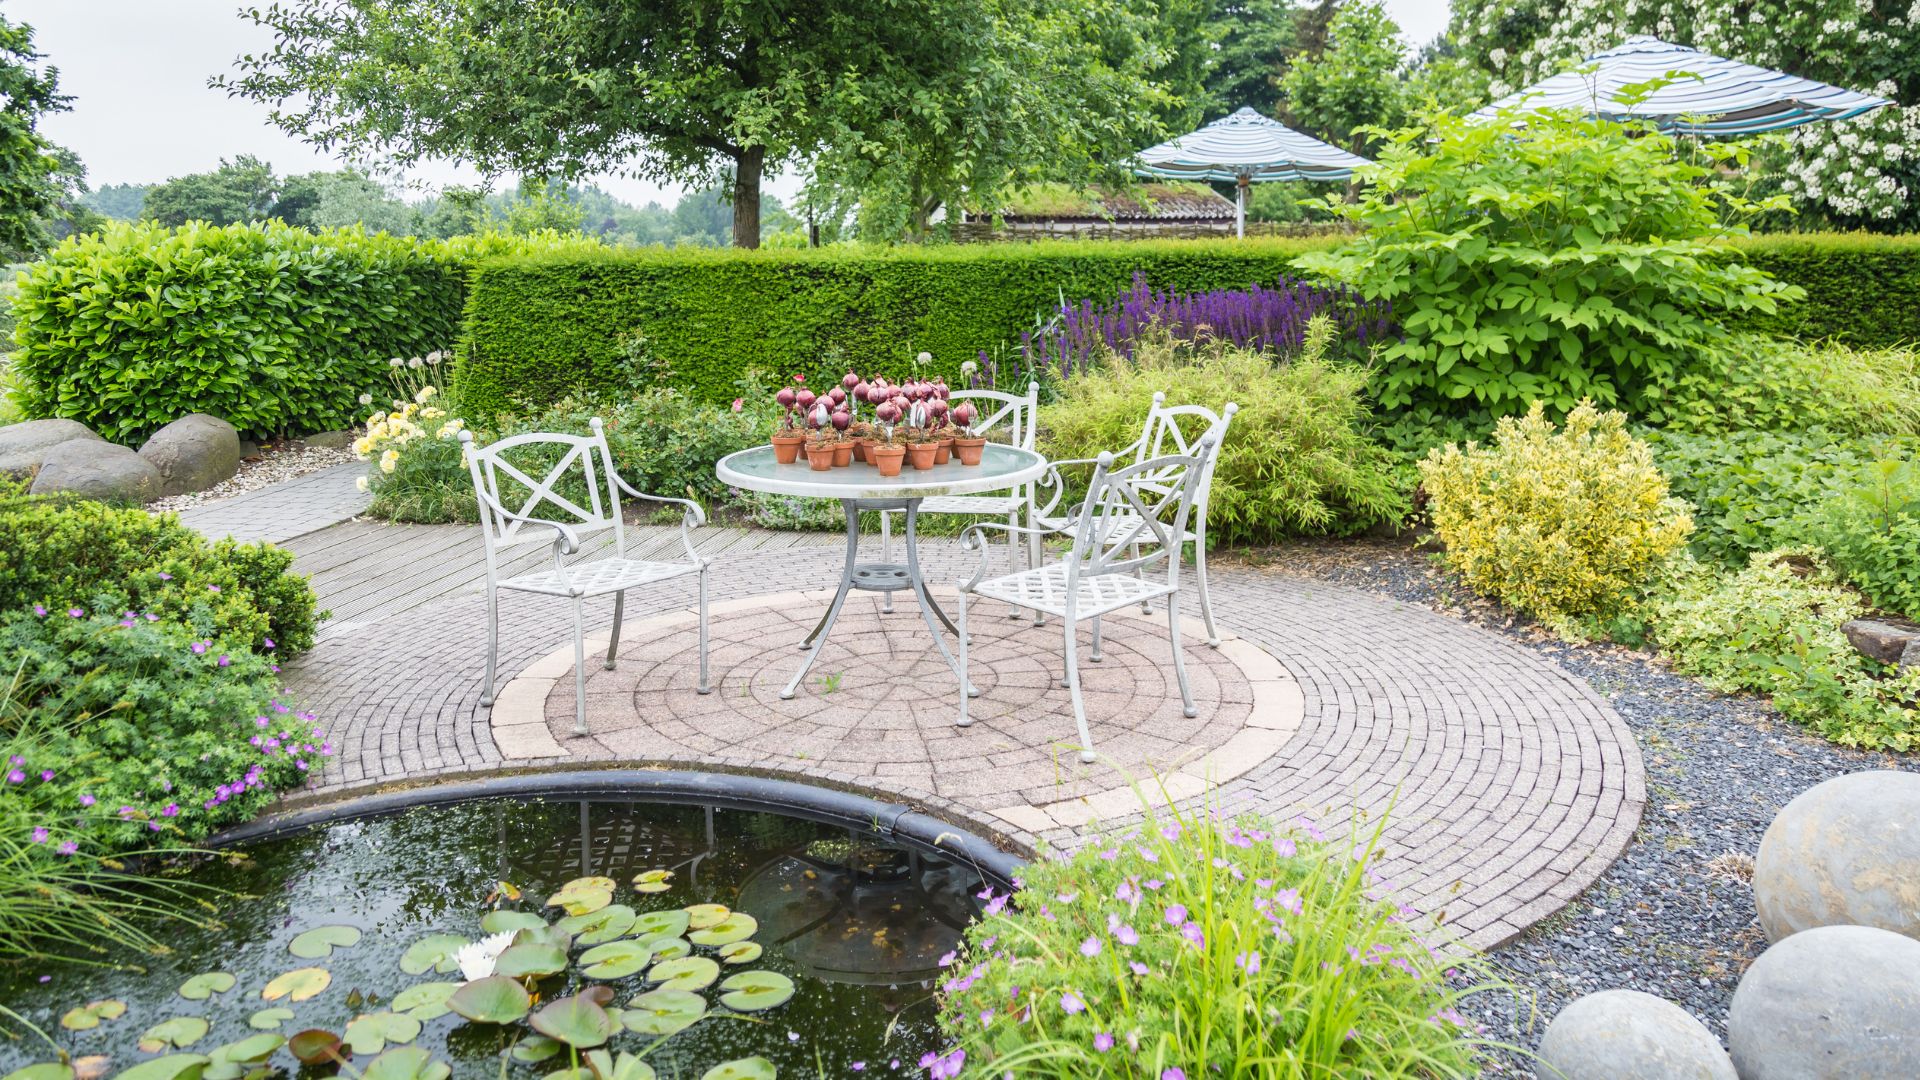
1642, 427, 1920, 567
0, 480, 319, 656
455, 237, 1332, 414
499, 392, 771, 512
1038, 329, 1406, 542
1200, 0, 1304, 118
1731, 233, 1920, 348
938, 798, 1491, 1078
0, 13, 77, 260
1651, 334, 1920, 437
1278, 0, 1407, 156
1652, 550, 1919, 751
1419, 403, 1694, 634
141, 155, 280, 228
1804, 459, 1920, 619
1295, 108, 1803, 419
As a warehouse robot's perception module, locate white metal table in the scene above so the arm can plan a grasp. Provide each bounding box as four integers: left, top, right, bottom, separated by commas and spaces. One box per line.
716, 444, 1049, 699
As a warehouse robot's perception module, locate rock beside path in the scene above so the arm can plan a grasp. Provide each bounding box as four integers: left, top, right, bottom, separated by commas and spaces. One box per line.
138, 413, 241, 496
28, 439, 162, 503
1842, 617, 1920, 668
0, 418, 103, 477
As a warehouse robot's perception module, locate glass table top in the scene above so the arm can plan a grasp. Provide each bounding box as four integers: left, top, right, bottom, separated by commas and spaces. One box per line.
717, 443, 1047, 500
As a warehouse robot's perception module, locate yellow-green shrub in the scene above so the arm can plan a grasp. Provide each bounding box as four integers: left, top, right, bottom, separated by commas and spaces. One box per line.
1419, 401, 1693, 634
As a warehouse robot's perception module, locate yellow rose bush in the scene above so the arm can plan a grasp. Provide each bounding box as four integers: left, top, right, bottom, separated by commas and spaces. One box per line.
353, 371, 478, 522
1418, 401, 1693, 636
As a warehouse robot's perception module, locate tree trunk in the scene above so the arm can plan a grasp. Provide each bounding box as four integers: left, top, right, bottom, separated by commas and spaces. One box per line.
731, 146, 763, 249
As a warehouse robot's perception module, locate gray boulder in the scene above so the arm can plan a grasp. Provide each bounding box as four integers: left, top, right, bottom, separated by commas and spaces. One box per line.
28, 439, 161, 503
138, 413, 240, 496
1753, 770, 1920, 942
1842, 618, 1920, 667
302, 429, 355, 451
1538, 990, 1735, 1080
0, 418, 102, 477
1729, 924, 1920, 1079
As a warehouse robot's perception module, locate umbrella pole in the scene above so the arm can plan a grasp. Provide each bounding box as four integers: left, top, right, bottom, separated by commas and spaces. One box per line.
1235, 176, 1247, 238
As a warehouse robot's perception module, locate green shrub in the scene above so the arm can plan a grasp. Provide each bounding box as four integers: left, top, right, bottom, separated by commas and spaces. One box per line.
1805, 459, 1920, 619
499, 390, 772, 512
1038, 327, 1407, 542
935, 798, 1491, 1078
0, 480, 319, 655
1732, 232, 1920, 349
1652, 550, 1919, 751
1295, 109, 1802, 419
1644, 428, 1920, 567
1648, 334, 1920, 436
453, 238, 1337, 414
1419, 402, 1694, 635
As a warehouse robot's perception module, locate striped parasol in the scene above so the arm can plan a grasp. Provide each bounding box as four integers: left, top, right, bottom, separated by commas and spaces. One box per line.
1133, 107, 1371, 237
1479, 35, 1890, 136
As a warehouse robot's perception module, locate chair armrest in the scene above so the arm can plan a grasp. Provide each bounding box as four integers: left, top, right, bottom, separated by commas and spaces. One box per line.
956, 520, 1068, 592
473, 488, 586, 592
608, 472, 707, 528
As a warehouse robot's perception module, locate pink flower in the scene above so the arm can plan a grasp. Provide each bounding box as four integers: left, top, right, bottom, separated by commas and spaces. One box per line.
1164, 904, 1187, 925
731, 399, 744, 412
1093, 1033, 1114, 1052
207, 584, 221, 593
1059, 991, 1084, 1015
31, 827, 49, 843
1079, 936, 1101, 957
78, 793, 95, 807
32, 604, 46, 616
57, 840, 78, 855
263, 638, 275, 650
39, 770, 53, 781
1180, 922, 1204, 947
1236, 951, 1261, 974
1129, 961, 1148, 976
157, 571, 172, 580
1163, 1070, 1187, 1080
67, 607, 84, 617
217, 655, 230, 667
5, 769, 22, 784
190, 641, 208, 655
1115, 924, 1139, 946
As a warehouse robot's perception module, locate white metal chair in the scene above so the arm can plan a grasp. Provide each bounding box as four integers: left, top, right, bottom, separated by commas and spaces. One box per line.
955, 435, 1217, 763
460, 418, 710, 736
1033, 394, 1238, 645
876, 381, 1040, 615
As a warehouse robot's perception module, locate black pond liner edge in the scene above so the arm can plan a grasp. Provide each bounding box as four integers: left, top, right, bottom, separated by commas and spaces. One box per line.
206, 768, 1025, 890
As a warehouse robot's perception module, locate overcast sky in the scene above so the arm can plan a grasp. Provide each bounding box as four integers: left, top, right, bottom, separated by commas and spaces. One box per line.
15, 0, 1454, 207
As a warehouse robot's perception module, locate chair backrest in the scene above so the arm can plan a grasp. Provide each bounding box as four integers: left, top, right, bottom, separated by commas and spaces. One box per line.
1064, 436, 1217, 597
462, 420, 627, 560
1132, 393, 1238, 529
950, 381, 1040, 450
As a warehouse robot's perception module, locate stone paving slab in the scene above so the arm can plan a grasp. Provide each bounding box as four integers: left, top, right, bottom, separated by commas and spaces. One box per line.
175, 461, 370, 544
281, 526, 1645, 953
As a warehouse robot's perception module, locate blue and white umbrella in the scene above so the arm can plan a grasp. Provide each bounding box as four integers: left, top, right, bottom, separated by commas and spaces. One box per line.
1479, 35, 1890, 136
1133, 107, 1371, 237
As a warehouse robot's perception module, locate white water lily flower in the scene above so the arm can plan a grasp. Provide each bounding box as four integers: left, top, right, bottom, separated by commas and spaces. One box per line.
455, 931, 514, 982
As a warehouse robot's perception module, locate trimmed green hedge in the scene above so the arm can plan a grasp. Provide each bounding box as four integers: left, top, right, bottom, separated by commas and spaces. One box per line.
453, 238, 1338, 414
1731, 233, 1920, 348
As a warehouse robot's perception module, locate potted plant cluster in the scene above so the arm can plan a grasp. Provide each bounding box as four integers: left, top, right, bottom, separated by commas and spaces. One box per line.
764, 368, 985, 475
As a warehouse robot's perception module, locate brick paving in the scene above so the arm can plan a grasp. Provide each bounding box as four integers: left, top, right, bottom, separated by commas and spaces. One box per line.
175, 462, 370, 544
281, 524, 1644, 952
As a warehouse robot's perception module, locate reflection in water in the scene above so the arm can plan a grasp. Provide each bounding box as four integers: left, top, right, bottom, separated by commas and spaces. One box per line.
0, 796, 984, 1076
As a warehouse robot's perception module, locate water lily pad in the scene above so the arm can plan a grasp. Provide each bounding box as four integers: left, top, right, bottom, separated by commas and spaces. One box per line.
683, 903, 730, 930
647, 955, 719, 992
59, 1001, 126, 1031
701, 1058, 776, 1080
262, 967, 331, 1003
446, 976, 531, 1024
557, 904, 635, 944
289, 924, 362, 959
494, 940, 568, 979
564, 1052, 655, 1080
69, 1058, 106, 1080
344, 1012, 422, 1056
638, 934, 691, 962
631, 869, 673, 894
717, 971, 795, 1013
207, 1032, 285, 1068
246, 1008, 293, 1031
3, 1064, 74, 1080
287, 1028, 346, 1066
479, 910, 546, 935
578, 985, 616, 1009
391, 981, 460, 1021
631, 910, 690, 938
360, 1047, 452, 1080
104, 1055, 209, 1080
716, 941, 763, 965
514, 922, 575, 950
528, 995, 616, 1050
137, 1017, 209, 1052
399, 933, 468, 975
176, 972, 235, 1002
510, 1035, 562, 1064
689, 913, 758, 947
578, 940, 654, 980
546, 877, 616, 916
620, 989, 707, 1036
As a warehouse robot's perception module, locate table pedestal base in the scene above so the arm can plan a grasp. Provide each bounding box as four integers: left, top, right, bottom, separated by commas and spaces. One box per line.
782, 498, 976, 700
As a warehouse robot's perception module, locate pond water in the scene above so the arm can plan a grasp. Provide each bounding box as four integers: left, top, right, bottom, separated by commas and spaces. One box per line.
0, 796, 987, 1077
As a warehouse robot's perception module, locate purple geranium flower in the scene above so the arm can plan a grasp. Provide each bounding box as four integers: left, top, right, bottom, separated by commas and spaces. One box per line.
1164, 904, 1187, 925
1060, 991, 1085, 1015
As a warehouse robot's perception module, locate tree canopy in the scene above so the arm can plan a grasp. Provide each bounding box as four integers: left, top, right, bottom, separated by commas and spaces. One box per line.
0, 12, 90, 259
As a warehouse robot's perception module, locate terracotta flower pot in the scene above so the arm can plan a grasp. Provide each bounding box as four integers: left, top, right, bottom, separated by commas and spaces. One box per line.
952, 436, 987, 466
907, 443, 938, 471
772, 432, 806, 465
857, 437, 878, 464
806, 444, 835, 471
871, 444, 906, 477
832, 441, 854, 467
933, 438, 952, 465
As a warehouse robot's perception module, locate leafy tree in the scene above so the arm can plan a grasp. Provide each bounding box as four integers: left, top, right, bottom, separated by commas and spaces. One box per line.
142, 155, 280, 227
300, 171, 415, 233
1202, 0, 1305, 116
81, 182, 151, 221
1279, 0, 1408, 155
221, 0, 1178, 247
0, 12, 80, 258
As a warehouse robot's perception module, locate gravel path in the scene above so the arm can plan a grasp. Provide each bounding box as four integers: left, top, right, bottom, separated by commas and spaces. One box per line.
148, 439, 356, 514
1234, 536, 1916, 1073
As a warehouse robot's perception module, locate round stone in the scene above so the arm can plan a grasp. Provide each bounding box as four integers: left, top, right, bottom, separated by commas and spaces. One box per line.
1729, 924, 1920, 1079
1538, 990, 1735, 1080
1753, 769, 1920, 943
138, 412, 241, 496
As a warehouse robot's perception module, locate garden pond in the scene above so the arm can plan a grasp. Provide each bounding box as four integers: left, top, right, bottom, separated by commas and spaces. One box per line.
0, 796, 989, 1078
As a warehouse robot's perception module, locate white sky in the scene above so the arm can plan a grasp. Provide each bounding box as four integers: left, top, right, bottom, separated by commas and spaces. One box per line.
14, 0, 1454, 205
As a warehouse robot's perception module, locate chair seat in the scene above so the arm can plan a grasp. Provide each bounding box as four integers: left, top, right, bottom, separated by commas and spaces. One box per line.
1032, 510, 1197, 545
500, 557, 698, 598
893, 494, 1026, 516
970, 565, 1175, 619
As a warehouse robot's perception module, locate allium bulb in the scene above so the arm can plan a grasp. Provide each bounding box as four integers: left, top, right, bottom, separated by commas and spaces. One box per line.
827, 386, 846, 405
929, 398, 949, 418
796, 388, 816, 409
876, 402, 901, 423
953, 402, 976, 427
867, 384, 889, 405
775, 387, 797, 408
853, 380, 870, 401
831, 410, 851, 431
843, 370, 860, 389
